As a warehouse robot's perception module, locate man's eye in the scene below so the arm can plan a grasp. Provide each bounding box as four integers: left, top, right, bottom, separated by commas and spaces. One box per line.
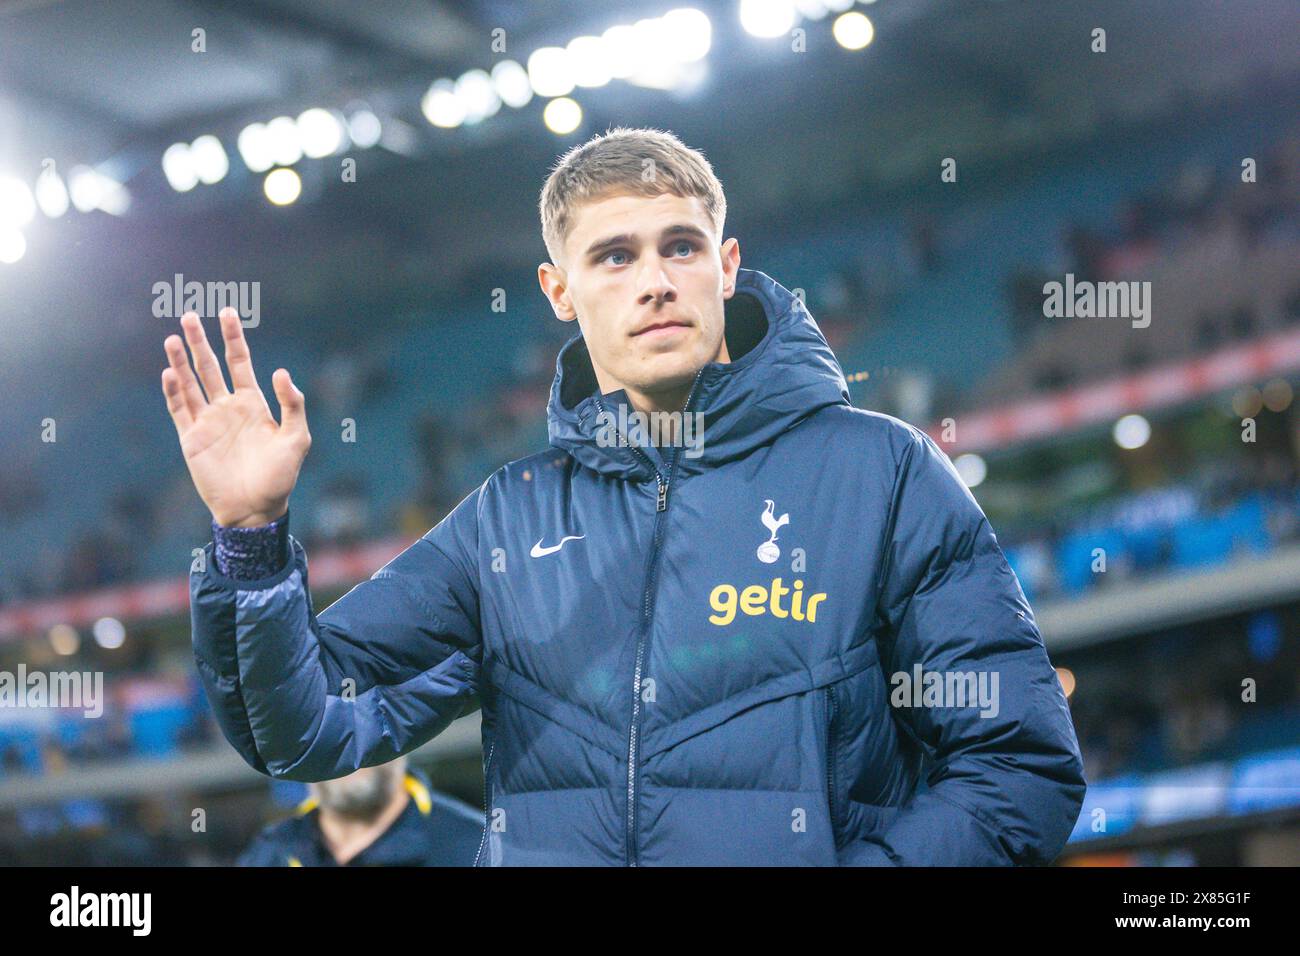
604, 250, 629, 266
672, 241, 695, 257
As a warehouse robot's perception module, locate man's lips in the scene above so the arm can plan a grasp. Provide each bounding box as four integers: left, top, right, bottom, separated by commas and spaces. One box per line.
631, 320, 691, 337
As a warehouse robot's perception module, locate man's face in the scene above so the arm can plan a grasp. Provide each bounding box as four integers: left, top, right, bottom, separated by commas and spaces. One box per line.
313, 762, 401, 819
540, 192, 740, 407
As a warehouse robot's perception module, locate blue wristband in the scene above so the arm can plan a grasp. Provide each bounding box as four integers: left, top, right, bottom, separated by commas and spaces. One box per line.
212, 511, 291, 580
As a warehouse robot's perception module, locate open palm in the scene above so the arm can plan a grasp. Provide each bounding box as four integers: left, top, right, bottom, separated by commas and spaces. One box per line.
161, 308, 311, 528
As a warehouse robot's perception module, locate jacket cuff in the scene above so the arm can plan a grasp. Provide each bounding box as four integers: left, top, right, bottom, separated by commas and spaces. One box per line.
212, 511, 291, 581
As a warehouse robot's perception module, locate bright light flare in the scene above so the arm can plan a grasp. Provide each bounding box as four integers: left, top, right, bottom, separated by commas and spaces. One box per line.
543, 97, 582, 135
263, 167, 302, 205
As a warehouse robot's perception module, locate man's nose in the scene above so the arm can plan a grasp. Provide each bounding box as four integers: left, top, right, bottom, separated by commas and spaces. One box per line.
636, 255, 677, 305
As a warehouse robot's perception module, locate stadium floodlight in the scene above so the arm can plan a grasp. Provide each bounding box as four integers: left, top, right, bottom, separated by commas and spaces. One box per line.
266, 116, 303, 167
627, 58, 704, 92
69, 166, 129, 214
34, 165, 70, 218
92, 616, 126, 650
346, 110, 382, 148
823, 0, 855, 11
1113, 413, 1151, 450
161, 144, 197, 191
542, 97, 582, 135
739, 0, 797, 38
0, 225, 25, 264
601, 25, 644, 80
1055, 667, 1076, 698
263, 167, 302, 205
68, 167, 97, 211
162, 143, 198, 192
793, 0, 829, 19
48, 623, 79, 656
832, 11, 874, 50
237, 123, 276, 172
566, 36, 612, 89
421, 79, 465, 128
491, 60, 533, 108
376, 116, 418, 155
954, 453, 987, 489
633, 17, 673, 63
661, 8, 713, 62
0, 174, 37, 226
454, 69, 501, 124
297, 108, 346, 158
96, 175, 130, 214
528, 46, 575, 98
189, 134, 229, 184
622, 16, 709, 90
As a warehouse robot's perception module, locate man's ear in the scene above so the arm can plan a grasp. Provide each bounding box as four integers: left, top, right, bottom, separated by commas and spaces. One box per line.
538, 262, 577, 322
720, 237, 741, 299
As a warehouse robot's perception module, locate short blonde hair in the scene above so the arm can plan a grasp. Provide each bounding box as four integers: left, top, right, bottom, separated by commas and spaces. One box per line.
539, 126, 727, 266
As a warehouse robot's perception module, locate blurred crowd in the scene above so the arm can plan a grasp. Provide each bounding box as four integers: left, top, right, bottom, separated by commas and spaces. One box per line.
1065, 605, 1300, 783
1005, 132, 1300, 372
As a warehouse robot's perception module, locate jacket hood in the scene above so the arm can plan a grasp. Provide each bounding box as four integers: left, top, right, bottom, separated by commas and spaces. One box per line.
547, 267, 850, 480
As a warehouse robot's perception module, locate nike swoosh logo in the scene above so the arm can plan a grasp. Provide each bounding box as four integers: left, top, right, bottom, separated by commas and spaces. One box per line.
530, 535, 586, 558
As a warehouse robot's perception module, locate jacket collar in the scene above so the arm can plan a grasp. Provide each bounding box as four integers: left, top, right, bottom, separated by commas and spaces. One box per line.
546, 267, 850, 480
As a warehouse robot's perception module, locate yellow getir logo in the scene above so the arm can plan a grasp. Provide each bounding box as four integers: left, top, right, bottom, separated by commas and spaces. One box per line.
708, 577, 827, 626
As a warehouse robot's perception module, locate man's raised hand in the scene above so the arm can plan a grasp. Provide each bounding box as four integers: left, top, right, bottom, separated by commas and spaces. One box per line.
161, 307, 311, 528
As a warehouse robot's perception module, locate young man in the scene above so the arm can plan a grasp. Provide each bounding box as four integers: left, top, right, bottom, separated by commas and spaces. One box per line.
162, 127, 1085, 866
237, 756, 482, 867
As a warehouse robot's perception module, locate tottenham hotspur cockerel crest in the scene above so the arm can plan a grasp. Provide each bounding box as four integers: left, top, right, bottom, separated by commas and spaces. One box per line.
756, 499, 789, 564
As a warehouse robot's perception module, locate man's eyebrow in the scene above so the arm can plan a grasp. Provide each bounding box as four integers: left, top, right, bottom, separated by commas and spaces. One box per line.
584, 223, 711, 260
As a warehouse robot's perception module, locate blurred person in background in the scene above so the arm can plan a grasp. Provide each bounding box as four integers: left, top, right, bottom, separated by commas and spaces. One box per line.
238, 756, 481, 867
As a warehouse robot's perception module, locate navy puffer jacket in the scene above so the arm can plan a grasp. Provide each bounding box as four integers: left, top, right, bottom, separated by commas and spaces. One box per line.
191, 268, 1086, 865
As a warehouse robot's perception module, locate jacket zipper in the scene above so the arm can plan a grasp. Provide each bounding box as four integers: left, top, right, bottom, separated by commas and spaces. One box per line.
594, 369, 703, 866
825, 685, 839, 839
474, 740, 496, 867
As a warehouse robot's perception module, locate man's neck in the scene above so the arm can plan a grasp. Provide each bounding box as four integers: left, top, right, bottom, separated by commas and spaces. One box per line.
317, 786, 410, 866
624, 382, 692, 418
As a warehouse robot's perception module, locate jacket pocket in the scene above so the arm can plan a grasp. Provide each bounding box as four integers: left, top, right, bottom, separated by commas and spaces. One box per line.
639, 639, 879, 761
